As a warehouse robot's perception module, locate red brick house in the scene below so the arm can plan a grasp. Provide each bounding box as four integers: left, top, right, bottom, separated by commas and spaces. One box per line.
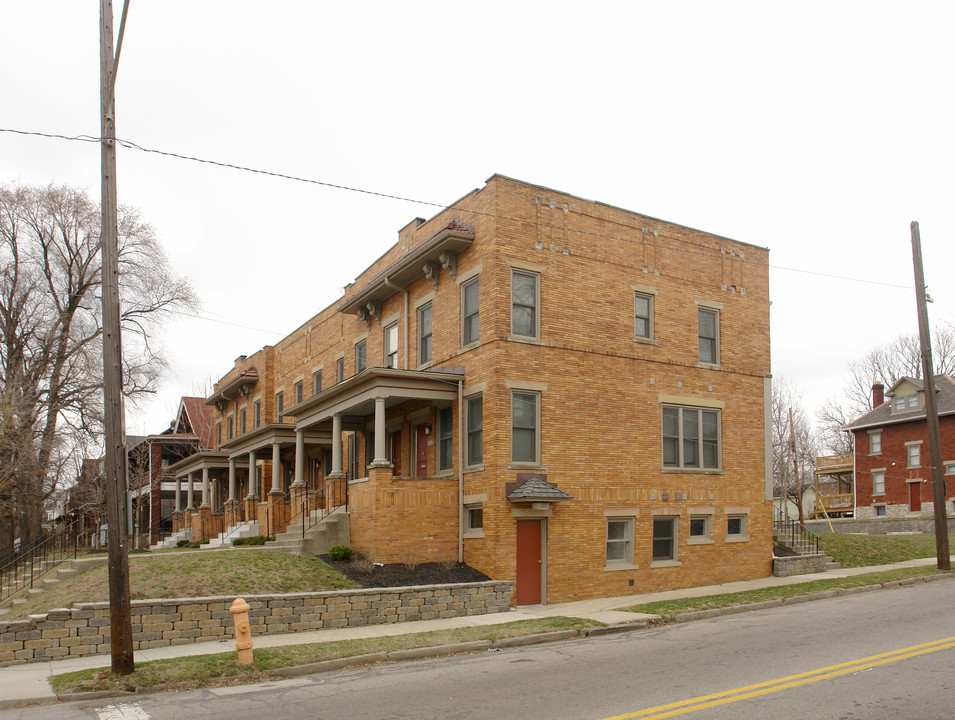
170, 175, 774, 603
845, 376, 955, 518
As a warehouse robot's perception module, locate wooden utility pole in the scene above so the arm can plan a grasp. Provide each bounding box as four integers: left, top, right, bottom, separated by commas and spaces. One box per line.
100, 0, 135, 674
910, 221, 951, 571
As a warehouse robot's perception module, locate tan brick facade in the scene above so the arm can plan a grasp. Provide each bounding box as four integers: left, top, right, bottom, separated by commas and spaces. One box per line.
192, 175, 772, 603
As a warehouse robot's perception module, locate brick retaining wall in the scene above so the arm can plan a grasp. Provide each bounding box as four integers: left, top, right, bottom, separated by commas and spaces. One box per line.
0, 580, 513, 665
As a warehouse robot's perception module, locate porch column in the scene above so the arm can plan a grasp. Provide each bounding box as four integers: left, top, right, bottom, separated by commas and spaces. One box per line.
228, 457, 237, 502
174, 475, 181, 512
371, 396, 389, 466
200, 467, 210, 509
292, 430, 306, 488
247, 451, 257, 499
331, 414, 343, 476
186, 471, 195, 509
270, 442, 282, 496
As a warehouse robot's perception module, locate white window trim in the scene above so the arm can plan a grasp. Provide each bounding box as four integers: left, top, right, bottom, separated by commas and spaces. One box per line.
463, 503, 485, 539
466, 394, 483, 468
696, 304, 720, 367
510, 389, 542, 467
417, 301, 433, 369
384, 321, 399, 369
872, 467, 886, 495
510, 268, 541, 341
605, 516, 636, 569
869, 430, 882, 455
437, 404, 454, 473
634, 290, 655, 342
662, 403, 722, 471
905, 441, 922, 468
461, 275, 480, 348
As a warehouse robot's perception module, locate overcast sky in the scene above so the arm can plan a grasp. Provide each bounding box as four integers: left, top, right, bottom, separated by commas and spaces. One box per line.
3, 2, 954, 438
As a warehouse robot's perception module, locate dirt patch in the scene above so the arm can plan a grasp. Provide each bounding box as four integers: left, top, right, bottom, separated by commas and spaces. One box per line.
773, 544, 800, 557
319, 555, 491, 588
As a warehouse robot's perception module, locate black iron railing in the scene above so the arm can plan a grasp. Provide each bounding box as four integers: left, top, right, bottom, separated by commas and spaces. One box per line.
0, 520, 79, 603
773, 505, 820, 555
298, 475, 348, 538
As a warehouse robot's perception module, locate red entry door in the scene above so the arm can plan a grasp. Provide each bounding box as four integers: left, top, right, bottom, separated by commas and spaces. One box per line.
909, 481, 921, 512
415, 424, 428, 477
516, 520, 543, 605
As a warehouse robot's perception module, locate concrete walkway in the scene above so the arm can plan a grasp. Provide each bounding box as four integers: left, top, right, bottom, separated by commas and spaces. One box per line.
0, 556, 946, 707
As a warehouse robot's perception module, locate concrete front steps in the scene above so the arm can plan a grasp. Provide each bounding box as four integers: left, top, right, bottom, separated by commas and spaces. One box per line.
205, 521, 259, 548
269, 508, 349, 556
774, 530, 842, 571
1, 557, 103, 611
150, 529, 192, 550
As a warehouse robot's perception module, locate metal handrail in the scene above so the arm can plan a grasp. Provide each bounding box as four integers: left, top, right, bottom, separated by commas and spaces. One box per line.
298, 475, 348, 539
0, 520, 79, 603
263, 485, 295, 538
773, 505, 820, 555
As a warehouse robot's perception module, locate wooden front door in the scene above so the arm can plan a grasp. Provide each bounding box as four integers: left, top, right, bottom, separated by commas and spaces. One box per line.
516, 519, 544, 605
909, 481, 921, 512
415, 424, 428, 477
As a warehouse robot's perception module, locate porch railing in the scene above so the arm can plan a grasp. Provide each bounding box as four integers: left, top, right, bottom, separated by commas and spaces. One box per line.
297, 474, 348, 538
773, 505, 820, 555
0, 520, 79, 603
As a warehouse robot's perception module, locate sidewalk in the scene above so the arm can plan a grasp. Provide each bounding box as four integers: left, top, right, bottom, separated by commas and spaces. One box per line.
0, 556, 945, 707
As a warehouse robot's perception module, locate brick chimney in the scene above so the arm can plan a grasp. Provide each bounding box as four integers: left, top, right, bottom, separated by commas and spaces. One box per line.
872, 382, 885, 408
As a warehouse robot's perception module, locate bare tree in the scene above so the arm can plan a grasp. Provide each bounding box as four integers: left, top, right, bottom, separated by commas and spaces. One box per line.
772, 379, 819, 516
0, 182, 196, 551
815, 325, 955, 455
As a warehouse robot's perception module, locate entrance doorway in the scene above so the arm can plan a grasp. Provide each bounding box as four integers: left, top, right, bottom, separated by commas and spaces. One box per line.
515, 519, 544, 605
909, 481, 921, 512
415, 424, 428, 477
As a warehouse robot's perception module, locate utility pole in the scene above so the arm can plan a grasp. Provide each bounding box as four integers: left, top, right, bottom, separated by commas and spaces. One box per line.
100, 0, 135, 674
910, 221, 950, 571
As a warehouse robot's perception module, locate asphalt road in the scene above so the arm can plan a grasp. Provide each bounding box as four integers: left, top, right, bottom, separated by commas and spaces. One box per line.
6, 579, 955, 720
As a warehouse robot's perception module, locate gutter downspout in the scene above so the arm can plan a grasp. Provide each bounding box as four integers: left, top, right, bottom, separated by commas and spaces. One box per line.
458, 378, 464, 562
382, 276, 410, 370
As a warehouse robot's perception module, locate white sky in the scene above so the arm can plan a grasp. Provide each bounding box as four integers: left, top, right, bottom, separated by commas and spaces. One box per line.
3, 2, 954, 437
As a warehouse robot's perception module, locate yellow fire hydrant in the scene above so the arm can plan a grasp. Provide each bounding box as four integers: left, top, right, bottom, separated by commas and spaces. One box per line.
230, 597, 254, 665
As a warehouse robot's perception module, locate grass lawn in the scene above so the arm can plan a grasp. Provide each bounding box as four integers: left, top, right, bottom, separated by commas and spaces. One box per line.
3, 550, 358, 620
51, 617, 602, 694
817, 532, 954, 567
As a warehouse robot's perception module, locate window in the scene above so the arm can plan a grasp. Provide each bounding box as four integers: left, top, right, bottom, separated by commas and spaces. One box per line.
511, 391, 540, 464
511, 270, 539, 338
254, 400, 260, 428
240, 409, 246, 434
337, 357, 344, 383
634, 292, 653, 339
294, 380, 303, 405
466, 505, 484, 532
907, 394, 919, 408
418, 303, 433, 365
873, 470, 885, 495
698, 307, 719, 364
227, 416, 233, 440
462, 277, 480, 346
388, 430, 401, 474
662, 405, 721, 469
384, 322, 398, 368
727, 515, 747, 538
875, 505, 887, 517
312, 370, 322, 395
907, 443, 921, 468
438, 406, 453, 471
946, 462, 955, 475
467, 396, 483, 466
870, 430, 881, 454
895, 398, 905, 411
689, 515, 710, 539
652, 517, 677, 562
606, 518, 634, 565
355, 341, 366, 373
276, 392, 284, 422
216, 422, 222, 447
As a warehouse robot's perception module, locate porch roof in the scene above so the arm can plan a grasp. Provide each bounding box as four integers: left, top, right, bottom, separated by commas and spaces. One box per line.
205, 367, 259, 409
219, 423, 333, 458
168, 451, 249, 477
288, 366, 464, 431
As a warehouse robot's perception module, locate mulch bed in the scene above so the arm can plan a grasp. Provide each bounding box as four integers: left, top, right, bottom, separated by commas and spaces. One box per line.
319, 555, 491, 588
773, 544, 800, 557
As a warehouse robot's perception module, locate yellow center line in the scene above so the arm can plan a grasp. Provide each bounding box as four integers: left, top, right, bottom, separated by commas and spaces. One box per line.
600, 635, 955, 720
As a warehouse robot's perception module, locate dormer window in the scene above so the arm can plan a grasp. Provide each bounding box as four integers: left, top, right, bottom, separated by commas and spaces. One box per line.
907, 395, 918, 409
895, 398, 905, 411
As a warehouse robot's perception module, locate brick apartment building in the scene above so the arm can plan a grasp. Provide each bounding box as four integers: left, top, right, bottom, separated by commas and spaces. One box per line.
845, 376, 955, 519
169, 175, 773, 604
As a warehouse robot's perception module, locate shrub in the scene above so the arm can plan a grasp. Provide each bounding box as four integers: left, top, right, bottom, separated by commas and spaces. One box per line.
233, 536, 267, 546
329, 545, 353, 561
352, 558, 375, 574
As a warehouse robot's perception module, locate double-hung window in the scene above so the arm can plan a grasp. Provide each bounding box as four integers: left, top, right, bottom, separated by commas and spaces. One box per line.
634, 292, 653, 339
652, 517, 678, 562
294, 380, 303, 405
511, 391, 540, 464
662, 405, 721, 469
462, 277, 480, 346
336, 357, 344, 383
384, 322, 398, 368
240, 409, 246, 434
418, 303, 433, 365
275, 392, 284, 422
511, 270, 539, 339
606, 518, 634, 565
872, 469, 886, 495
313, 370, 322, 395
466, 395, 483, 466
355, 340, 367, 373
698, 307, 719, 364
438, 406, 453, 471
227, 415, 233, 440
869, 430, 881, 454
254, 400, 260, 428
907, 443, 921, 468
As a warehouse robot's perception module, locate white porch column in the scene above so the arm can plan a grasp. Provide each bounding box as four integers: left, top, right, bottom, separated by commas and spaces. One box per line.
228, 457, 237, 502
292, 430, 306, 487
247, 451, 257, 498
371, 396, 389, 466
331, 414, 343, 476
200, 467, 210, 508
271, 442, 282, 495
174, 475, 181, 512
186, 471, 195, 509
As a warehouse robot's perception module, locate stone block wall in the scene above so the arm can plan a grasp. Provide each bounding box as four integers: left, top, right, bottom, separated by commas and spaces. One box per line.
773, 553, 826, 577
0, 580, 513, 666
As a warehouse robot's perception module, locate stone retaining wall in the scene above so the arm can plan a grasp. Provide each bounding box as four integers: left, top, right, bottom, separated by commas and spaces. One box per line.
773, 553, 826, 577
0, 580, 513, 666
